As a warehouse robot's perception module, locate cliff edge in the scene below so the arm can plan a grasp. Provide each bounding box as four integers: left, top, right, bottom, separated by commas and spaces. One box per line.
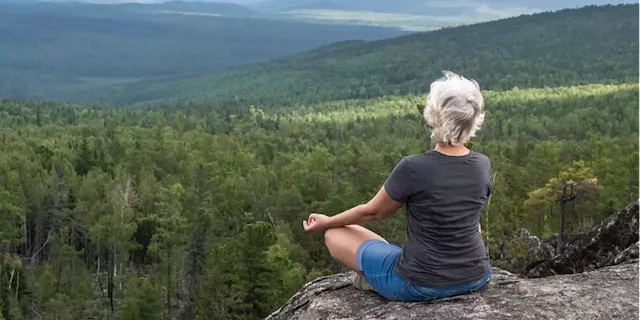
267, 201, 639, 320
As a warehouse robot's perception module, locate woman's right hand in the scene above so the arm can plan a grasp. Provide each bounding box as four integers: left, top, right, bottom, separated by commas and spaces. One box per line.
303, 213, 331, 232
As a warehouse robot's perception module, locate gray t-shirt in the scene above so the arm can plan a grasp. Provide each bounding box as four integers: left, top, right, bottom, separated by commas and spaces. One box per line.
384, 150, 491, 287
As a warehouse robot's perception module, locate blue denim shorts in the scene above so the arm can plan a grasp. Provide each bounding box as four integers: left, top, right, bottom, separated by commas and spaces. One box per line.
356, 239, 492, 302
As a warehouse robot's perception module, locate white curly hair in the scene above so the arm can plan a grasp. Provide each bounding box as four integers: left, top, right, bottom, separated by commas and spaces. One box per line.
423, 71, 485, 146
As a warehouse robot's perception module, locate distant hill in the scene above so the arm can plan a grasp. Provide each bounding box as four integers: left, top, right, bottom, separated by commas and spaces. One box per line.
282, 1, 356, 12
78, 4, 638, 107
253, 0, 632, 14
119, 1, 257, 16
9, 1, 258, 17
0, 1, 404, 102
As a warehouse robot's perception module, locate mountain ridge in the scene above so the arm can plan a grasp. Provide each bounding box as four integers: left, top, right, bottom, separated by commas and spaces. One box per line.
281, 1, 356, 12
80, 3, 638, 107
252, 0, 632, 14
0, 0, 404, 102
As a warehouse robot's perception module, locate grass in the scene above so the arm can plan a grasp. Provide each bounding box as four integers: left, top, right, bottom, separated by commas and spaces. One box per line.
278, 7, 537, 31
279, 9, 477, 31
269, 83, 640, 123
158, 10, 223, 17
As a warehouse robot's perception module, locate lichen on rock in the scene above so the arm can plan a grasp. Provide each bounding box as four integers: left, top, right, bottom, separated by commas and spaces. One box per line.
498, 200, 639, 278
267, 263, 638, 320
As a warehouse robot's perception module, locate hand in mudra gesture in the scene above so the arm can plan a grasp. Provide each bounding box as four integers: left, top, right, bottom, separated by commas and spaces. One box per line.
303, 213, 331, 232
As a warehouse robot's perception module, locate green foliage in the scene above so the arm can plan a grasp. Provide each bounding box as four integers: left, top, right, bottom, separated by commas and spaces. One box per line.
524, 161, 600, 236
267, 243, 306, 296
504, 237, 529, 268
148, 183, 188, 317
0, 188, 23, 247
117, 277, 163, 320
0, 82, 636, 318
197, 222, 293, 320
42, 294, 73, 320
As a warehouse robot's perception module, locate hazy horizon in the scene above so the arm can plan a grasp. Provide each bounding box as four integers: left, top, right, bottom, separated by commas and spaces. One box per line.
39, 0, 634, 8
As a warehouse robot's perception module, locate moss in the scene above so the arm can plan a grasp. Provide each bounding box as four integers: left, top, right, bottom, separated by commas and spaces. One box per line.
505, 237, 530, 269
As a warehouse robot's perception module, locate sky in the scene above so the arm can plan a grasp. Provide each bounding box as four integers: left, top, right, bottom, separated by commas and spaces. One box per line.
194, 0, 631, 4
47, 0, 633, 5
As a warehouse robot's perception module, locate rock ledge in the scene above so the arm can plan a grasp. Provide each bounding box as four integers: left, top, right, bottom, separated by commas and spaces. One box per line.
267, 263, 638, 320
268, 201, 640, 320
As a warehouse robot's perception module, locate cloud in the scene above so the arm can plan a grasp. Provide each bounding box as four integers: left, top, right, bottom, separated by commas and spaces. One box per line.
422, 0, 540, 17
425, 0, 481, 8
51, 0, 263, 3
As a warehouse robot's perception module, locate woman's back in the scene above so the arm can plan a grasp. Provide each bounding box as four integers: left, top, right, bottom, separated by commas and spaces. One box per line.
305, 71, 493, 302
384, 150, 491, 287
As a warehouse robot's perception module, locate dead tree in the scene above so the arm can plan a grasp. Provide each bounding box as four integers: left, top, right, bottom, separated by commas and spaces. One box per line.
557, 181, 577, 253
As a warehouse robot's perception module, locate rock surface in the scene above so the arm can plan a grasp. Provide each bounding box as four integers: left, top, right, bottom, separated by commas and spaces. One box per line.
266, 263, 638, 320
495, 228, 555, 276
499, 200, 639, 277
614, 241, 639, 265
268, 200, 640, 320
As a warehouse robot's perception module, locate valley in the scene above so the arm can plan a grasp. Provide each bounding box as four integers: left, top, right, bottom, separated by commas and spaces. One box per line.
0, 2, 637, 320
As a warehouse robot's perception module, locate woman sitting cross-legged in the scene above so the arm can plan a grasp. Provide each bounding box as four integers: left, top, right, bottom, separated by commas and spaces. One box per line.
303, 71, 492, 302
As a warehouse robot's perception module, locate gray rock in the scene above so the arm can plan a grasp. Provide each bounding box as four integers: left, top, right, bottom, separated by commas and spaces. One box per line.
527, 200, 639, 277
266, 263, 639, 320
496, 228, 555, 275
614, 241, 639, 265
268, 201, 640, 320
496, 200, 639, 278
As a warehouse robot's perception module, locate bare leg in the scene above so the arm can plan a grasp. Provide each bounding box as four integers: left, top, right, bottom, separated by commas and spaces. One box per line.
324, 225, 387, 271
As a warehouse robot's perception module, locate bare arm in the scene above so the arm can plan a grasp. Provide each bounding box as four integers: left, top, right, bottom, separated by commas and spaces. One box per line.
305, 185, 484, 234
324, 186, 403, 229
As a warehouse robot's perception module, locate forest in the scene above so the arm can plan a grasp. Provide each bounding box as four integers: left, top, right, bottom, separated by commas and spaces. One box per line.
0, 1, 403, 103
0, 82, 637, 319
0, 2, 638, 320
253, 0, 632, 14
82, 4, 639, 107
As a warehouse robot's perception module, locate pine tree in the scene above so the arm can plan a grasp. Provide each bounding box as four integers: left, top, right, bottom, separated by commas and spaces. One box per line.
149, 183, 188, 318
117, 277, 163, 320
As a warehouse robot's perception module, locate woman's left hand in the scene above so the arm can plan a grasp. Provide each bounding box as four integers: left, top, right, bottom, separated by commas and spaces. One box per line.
303, 213, 331, 232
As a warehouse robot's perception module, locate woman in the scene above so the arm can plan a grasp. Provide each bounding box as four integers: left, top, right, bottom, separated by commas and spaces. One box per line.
303, 71, 492, 302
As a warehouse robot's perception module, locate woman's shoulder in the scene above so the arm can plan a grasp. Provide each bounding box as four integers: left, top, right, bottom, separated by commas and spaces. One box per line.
402, 152, 434, 164
401, 150, 490, 162
405, 150, 491, 170
400, 152, 443, 171
471, 150, 490, 162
